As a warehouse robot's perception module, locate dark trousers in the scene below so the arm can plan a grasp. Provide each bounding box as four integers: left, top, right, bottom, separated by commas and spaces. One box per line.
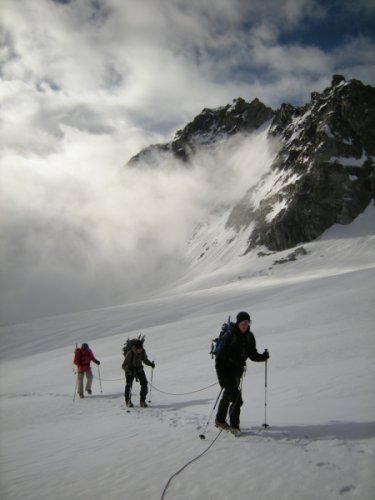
216, 375, 243, 428
125, 368, 148, 402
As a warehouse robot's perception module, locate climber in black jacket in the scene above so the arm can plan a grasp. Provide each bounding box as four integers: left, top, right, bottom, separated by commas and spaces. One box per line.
215, 311, 269, 435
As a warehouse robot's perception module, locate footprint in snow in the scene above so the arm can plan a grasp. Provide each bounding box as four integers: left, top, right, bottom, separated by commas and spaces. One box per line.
339, 485, 355, 495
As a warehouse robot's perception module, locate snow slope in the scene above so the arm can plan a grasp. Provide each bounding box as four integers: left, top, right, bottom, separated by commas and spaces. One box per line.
0, 205, 374, 500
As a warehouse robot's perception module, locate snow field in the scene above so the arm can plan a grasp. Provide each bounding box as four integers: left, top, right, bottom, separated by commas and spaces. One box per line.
1, 206, 374, 500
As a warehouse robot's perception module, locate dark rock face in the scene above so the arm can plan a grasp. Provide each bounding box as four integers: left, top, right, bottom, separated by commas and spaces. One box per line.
226, 76, 375, 251
128, 97, 274, 164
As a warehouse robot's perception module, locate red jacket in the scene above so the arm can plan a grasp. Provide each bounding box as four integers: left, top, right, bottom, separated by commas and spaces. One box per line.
74, 348, 98, 372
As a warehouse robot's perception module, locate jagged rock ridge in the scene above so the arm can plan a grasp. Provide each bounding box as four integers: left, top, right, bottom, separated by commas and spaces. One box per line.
226, 75, 374, 251
128, 97, 274, 164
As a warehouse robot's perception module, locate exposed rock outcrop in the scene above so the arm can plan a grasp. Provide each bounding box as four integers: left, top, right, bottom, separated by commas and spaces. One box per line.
128, 97, 274, 164
226, 76, 375, 251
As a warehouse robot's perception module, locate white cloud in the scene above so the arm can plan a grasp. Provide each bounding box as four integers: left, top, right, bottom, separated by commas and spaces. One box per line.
0, 125, 277, 324
1, 0, 374, 146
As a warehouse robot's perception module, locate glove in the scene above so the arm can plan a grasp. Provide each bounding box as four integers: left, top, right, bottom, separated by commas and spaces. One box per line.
262, 350, 269, 361
151, 362, 155, 368
95, 360, 101, 365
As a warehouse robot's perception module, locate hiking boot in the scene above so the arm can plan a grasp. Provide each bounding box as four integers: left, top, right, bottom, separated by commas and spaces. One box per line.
229, 426, 242, 436
215, 420, 229, 430
86, 389, 92, 395
140, 401, 148, 408
126, 400, 134, 408
78, 393, 84, 399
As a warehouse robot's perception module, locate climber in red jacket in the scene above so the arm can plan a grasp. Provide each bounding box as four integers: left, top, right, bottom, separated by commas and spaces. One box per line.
73, 343, 100, 398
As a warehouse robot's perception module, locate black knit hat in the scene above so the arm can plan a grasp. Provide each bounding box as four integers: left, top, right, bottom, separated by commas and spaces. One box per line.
236, 311, 251, 324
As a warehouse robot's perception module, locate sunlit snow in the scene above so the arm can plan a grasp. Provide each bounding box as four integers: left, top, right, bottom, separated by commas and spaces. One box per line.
0, 205, 374, 500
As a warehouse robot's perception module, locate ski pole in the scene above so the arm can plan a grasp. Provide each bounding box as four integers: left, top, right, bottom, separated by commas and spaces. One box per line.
199, 387, 223, 440
98, 365, 103, 393
148, 367, 154, 403
73, 375, 78, 402
262, 352, 269, 429
73, 343, 78, 402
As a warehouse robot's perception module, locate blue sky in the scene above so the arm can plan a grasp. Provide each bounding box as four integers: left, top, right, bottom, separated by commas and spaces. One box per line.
279, 1, 375, 50
1, 0, 374, 152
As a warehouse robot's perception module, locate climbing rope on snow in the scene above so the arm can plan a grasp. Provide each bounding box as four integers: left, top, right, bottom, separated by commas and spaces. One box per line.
92, 375, 123, 382
92, 374, 218, 395
160, 428, 224, 500
160, 375, 245, 498
149, 381, 218, 396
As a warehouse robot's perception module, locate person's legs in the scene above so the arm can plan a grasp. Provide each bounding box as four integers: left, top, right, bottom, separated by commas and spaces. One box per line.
229, 390, 243, 429
216, 388, 231, 424
216, 377, 240, 425
125, 374, 134, 405
138, 370, 148, 406
85, 369, 93, 393
77, 371, 84, 397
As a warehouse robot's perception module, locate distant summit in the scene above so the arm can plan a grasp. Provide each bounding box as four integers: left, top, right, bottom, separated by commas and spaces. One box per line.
128, 97, 274, 164
128, 76, 374, 253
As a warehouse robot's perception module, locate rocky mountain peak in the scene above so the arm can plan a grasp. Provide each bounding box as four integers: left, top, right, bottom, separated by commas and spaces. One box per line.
226, 76, 375, 251
128, 97, 273, 164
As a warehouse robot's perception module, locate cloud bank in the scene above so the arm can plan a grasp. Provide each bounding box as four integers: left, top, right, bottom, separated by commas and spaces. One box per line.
0, 127, 275, 323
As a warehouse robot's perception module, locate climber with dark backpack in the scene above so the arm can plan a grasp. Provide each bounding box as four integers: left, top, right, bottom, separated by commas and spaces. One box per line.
210, 316, 233, 359
121, 335, 155, 408
213, 312, 269, 435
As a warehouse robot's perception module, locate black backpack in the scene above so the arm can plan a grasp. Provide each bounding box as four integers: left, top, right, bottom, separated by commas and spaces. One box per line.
121, 335, 145, 368
210, 317, 233, 359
